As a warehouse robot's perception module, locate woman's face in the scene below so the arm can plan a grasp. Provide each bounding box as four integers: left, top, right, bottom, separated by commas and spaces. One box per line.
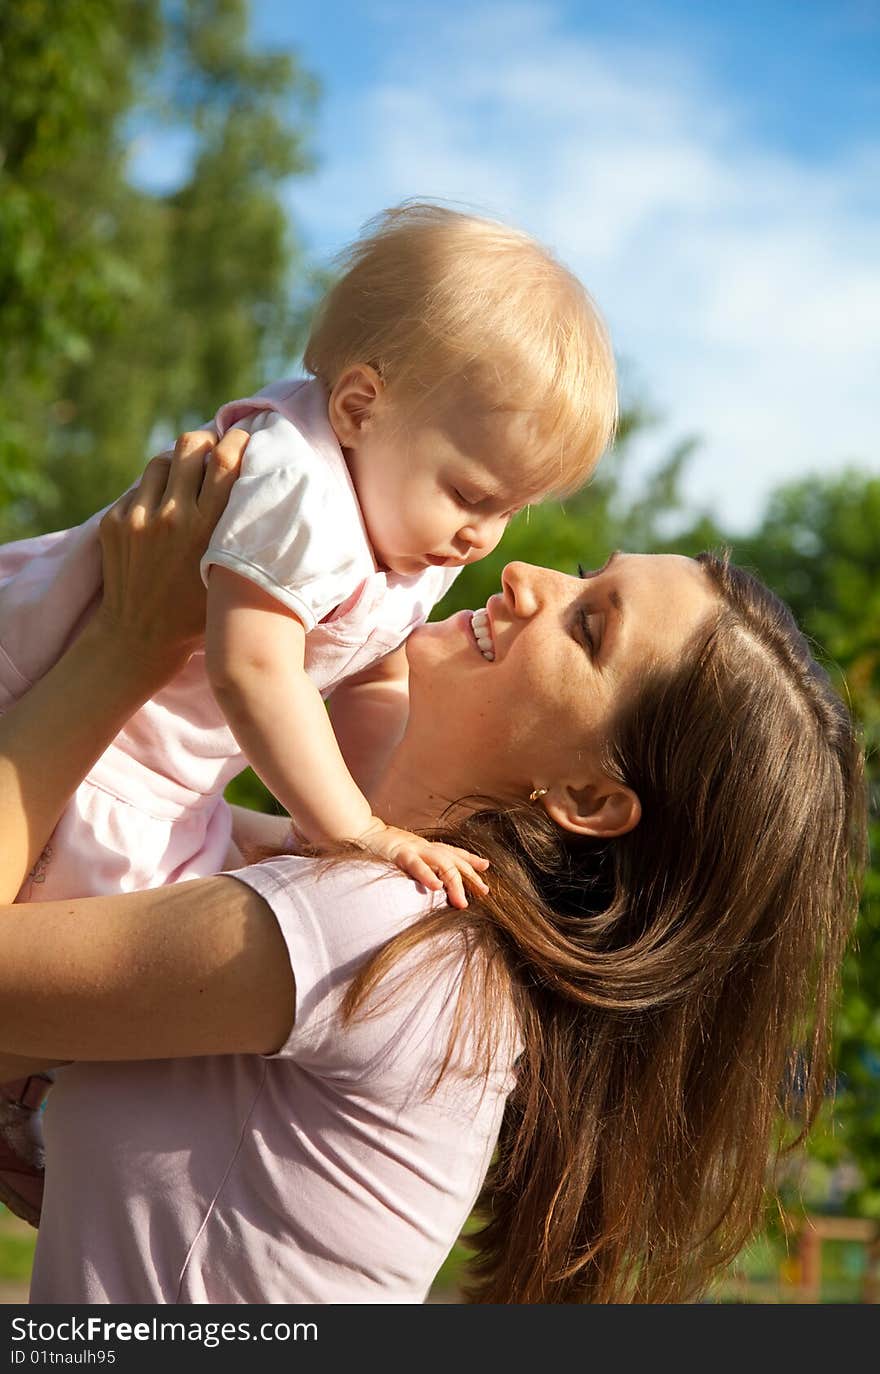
405, 553, 718, 819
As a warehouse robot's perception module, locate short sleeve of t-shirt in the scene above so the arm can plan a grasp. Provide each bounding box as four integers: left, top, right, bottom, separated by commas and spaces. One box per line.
226, 857, 462, 1065
200, 411, 373, 630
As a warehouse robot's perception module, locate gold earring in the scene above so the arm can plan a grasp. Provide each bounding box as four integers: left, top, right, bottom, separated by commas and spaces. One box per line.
529, 787, 548, 803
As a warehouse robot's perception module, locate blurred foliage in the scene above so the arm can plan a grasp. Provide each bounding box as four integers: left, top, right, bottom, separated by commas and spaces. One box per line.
0, 0, 320, 540
732, 474, 880, 1221
0, 0, 877, 1257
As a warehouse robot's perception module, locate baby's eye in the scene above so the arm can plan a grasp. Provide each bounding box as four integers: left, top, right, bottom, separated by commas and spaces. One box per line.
453, 486, 485, 507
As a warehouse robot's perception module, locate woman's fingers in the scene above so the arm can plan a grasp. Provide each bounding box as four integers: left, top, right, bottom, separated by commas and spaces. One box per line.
94, 427, 244, 673
198, 428, 249, 521
99, 454, 170, 546
164, 431, 217, 509
104, 428, 244, 540
124, 452, 174, 525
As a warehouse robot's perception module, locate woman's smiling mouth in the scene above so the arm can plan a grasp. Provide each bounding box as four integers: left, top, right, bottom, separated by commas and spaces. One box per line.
470, 607, 495, 660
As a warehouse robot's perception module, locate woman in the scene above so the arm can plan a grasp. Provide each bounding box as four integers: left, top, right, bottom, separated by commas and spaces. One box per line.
0, 431, 866, 1304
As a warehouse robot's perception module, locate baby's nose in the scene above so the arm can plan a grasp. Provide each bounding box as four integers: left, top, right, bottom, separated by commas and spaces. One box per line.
461, 513, 505, 554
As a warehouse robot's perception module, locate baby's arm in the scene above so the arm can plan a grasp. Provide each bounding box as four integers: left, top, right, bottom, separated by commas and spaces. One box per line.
206, 568, 489, 908
327, 644, 410, 797
206, 567, 373, 843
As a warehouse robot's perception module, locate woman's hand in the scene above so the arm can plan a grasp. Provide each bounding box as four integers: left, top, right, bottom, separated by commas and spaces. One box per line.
92, 429, 249, 679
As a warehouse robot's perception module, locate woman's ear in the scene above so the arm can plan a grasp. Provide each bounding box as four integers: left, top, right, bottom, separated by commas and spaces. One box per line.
328, 365, 385, 446
543, 779, 641, 839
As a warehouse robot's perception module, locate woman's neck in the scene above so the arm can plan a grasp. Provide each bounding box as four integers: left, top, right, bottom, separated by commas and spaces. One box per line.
368, 739, 479, 833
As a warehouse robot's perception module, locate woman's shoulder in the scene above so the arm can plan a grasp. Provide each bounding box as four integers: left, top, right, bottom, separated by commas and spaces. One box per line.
230, 854, 444, 965
229, 856, 513, 1079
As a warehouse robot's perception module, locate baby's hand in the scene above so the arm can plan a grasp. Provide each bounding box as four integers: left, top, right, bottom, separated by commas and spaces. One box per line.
356, 821, 490, 910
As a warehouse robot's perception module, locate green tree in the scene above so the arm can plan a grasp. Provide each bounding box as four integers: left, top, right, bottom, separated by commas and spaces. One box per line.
0, 0, 318, 540
448, 450, 880, 1224
0, 0, 164, 522
730, 472, 880, 1219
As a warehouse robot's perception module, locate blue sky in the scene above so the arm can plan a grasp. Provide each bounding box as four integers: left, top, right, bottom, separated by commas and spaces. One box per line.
133, 0, 880, 529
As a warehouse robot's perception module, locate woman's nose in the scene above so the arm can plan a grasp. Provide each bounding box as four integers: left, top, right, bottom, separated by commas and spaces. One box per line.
500, 562, 542, 618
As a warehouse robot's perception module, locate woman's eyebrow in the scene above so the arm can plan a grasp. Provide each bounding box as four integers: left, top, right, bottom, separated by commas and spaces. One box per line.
604, 553, 625, 622
579, 548, 622, 580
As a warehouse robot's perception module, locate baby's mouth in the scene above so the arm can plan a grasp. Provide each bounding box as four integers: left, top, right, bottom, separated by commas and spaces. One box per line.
470, 608, 495, 660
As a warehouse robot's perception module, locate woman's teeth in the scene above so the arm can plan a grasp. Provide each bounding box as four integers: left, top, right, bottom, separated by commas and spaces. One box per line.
470, 607, 495, 660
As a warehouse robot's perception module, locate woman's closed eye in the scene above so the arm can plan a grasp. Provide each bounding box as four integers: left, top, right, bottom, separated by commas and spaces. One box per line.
575, 565, 597, 656
577, 606, 596, 656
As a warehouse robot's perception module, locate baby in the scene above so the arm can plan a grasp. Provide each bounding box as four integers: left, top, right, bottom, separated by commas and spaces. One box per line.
0, 203, 617, 1216
0, 202, 618, 906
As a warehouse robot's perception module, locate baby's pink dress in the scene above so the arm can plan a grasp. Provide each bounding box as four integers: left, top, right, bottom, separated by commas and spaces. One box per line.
0, 379, 460, 903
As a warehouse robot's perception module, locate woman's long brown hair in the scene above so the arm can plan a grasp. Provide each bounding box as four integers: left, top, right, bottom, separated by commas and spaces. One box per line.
340, 553, 867, 1303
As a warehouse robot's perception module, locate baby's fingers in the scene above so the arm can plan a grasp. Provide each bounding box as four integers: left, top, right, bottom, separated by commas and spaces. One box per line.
431, 863, 468, 911
446, 847, 491, 890
442, 871, 469, 910
422, 846, 491, 909
391, 846, 469, 909
398, 852, 445, 895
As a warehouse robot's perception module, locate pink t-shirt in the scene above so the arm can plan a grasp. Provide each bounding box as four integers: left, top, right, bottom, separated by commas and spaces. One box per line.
29, 858, 520, 1304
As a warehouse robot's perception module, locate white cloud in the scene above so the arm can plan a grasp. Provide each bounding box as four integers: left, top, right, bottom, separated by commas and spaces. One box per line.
287, 1, 880, 528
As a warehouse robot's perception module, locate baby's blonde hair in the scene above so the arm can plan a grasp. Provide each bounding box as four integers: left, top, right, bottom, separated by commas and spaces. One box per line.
304, 202, 617, 496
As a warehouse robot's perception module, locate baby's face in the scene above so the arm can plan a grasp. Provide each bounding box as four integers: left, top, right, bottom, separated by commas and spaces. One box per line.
343, 387, 549, 577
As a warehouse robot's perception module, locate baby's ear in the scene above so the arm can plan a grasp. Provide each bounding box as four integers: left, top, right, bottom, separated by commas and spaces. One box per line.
543, 779, 641, 839
329, 365, 384, 441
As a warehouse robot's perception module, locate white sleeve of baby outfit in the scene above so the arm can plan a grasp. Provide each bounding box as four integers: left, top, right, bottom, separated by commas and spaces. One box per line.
200, 411, 369, 630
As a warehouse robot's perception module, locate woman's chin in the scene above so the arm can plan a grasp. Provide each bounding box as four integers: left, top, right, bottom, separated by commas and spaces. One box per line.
406, 611, 477, 682
411, 610, 477, 654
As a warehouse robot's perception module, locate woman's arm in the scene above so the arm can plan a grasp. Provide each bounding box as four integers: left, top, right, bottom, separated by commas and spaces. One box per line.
0, 432, 245, 904
0, 1053, 62, 1085
0, 875, 295, 1061
0, 624, 182, 904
